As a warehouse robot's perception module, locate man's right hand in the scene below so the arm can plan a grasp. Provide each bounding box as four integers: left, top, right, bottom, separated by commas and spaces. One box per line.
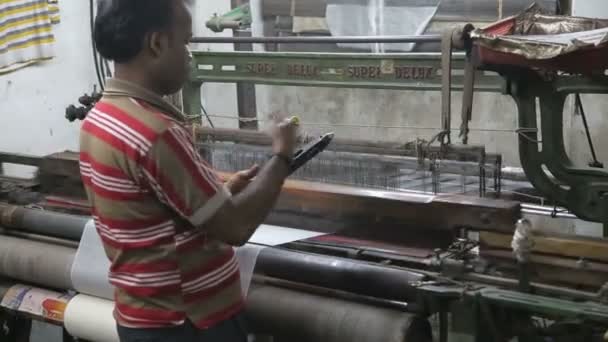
270, 116, 299, 158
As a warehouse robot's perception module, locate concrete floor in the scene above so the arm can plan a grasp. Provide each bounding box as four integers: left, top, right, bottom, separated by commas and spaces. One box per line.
30, 321, 62, 342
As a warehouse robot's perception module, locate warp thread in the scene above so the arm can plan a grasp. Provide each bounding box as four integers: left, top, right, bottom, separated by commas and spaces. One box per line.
598, 282, 608, 304
511, 218, 534, 263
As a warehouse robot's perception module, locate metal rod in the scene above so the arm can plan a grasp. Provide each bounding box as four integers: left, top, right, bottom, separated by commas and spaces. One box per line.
191, 34, 442, 44
439, 309, 449, 342
462, 272, 598, 301
575, 93, 603, 169
521, 203, 577, 219
518, 262, 531, 293
253, 274, 411, 312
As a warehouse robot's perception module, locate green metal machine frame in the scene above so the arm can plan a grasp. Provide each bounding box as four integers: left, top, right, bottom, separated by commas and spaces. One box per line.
205, 3, 252, 33
185, 51, 503, 115
183, 26, 608, 340
185, 46, 608, 225
503, 72, 608, 224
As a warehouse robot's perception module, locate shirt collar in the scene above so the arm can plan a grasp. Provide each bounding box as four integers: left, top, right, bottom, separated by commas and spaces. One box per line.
103, 78, 186, 122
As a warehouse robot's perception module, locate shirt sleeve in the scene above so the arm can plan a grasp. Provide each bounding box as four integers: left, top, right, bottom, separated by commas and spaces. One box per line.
140, 123, 231, 227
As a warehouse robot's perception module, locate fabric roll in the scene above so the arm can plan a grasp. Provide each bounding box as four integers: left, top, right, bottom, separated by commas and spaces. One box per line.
64, 294, 119, 342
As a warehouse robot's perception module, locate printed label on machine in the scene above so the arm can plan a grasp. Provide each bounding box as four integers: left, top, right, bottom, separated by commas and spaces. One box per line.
0, 284, 72, 323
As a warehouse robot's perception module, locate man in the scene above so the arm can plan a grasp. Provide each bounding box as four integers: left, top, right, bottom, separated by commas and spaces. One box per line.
81, 1, 298, 341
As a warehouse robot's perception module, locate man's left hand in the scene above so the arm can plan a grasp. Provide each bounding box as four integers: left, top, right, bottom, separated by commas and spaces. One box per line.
226, 164, 260, 195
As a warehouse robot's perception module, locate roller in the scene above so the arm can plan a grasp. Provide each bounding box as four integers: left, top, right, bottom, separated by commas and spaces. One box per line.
246, 284, 433, 342
0, 204, 428, 302
62, 285, 430, 342
0, 204, 89, 240
0, 235, 75, 290
256, 247, 425, 301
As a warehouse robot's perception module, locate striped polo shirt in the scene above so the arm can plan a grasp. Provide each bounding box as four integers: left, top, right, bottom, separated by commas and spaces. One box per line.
79, 78, 243, 329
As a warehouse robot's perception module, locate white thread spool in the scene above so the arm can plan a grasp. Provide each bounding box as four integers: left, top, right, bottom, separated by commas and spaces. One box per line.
512, 218, 534, 263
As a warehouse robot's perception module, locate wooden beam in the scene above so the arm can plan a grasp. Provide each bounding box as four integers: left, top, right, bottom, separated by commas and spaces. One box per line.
218, 171, 521, 233
0, 153, 42, 167
480, 231, 608, 263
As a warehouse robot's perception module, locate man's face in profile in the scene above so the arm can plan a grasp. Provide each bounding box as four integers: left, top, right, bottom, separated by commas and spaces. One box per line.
153, 0, 193, 95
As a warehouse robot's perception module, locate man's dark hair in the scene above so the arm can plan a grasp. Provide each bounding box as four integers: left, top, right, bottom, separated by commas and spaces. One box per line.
94, 0, 174, 63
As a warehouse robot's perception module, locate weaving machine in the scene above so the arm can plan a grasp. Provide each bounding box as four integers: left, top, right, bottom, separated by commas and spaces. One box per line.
3, 4, 608, 342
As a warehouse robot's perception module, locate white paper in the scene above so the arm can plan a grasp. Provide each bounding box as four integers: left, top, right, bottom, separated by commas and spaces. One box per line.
64, 294, 119, 342
236, 225, 327, 296
248, 224, 327, 246
70, 220, 114, 300
236, 244, 266, 297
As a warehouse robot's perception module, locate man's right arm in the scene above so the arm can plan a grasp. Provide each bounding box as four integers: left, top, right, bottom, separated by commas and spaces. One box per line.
204, 154, 291, 245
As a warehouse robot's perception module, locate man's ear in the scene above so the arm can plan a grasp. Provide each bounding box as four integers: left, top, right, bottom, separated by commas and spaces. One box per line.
147, 31, 168, 58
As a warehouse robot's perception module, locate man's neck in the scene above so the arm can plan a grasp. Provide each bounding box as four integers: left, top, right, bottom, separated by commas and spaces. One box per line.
113, 64, 163, 96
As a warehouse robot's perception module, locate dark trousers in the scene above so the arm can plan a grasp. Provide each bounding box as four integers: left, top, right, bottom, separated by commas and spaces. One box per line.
117, 315, 249, 342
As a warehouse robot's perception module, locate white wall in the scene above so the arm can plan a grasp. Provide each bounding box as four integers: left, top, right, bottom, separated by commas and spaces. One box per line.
0, 1, 95, 176
567, 0, 608, 169
190, 1, 239, 129
571, 0, 608, 17
0, 0, 237, 177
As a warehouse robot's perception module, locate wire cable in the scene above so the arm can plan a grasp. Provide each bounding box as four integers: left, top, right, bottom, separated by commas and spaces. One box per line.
201, 104, 215, 128
89, 0, 104, 90
103, 57, 112, 78
99, 52, 106, 82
